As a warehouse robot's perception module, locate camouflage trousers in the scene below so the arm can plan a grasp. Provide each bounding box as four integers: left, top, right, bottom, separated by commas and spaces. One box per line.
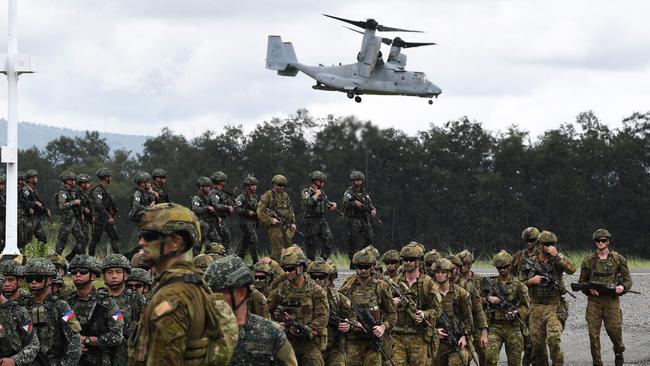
56, 218, 87, 257
216, 219, 231, 246
346, 217, 375, 262
288, 336, 324, 366
434, 341, 469, 366
196, 220, 220, 256
237, 220, 259, 263
266, 225, 294, 262
586, 296, 624, 366
393, 333, 434, 366
89, 216, 120, 256
529, 303, 563, 366
486, 320, 523, 366
303, 216, 333, 260
324, 335, 346, 366
347, 338, 382, 366
472, 330, 487, 366
18, 215, 47, 251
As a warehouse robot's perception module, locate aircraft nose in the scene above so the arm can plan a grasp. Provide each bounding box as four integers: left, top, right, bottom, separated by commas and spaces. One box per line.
429, 83, 442, 96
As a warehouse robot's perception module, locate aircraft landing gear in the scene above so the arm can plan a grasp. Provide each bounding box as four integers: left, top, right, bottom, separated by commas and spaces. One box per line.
354, 96, 362, 103
347, 91, 354, 99
428, 99, 433, 105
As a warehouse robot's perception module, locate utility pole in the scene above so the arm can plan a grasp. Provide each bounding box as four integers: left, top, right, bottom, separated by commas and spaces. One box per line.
1, 0, 34, 255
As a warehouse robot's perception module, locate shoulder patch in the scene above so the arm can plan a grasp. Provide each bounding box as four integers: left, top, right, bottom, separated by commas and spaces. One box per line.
153, 300, 174, 317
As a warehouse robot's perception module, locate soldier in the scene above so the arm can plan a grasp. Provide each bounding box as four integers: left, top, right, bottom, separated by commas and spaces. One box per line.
578, 229, 633, 366
100, 254, 146, 365
257, 175, 297, 261
47, 253, 75, 297
151, 168, 169, 203
253, 261, 276, 298
268, 248, 329, 365
301, 170, 338, 260
66, 255, 123, 366
382, 250, 401, 279
424, 249, 443, 278
126, 268, 153, 295
0, 175, 5, 252
130, 251, 155, 278
54, 171, 87, 261
205, 255, 298, 366
308, 259, 354, 365
0, 259, 25, 302
208, 171, 234, 247
205, 242, 227, 261
390, 243, 441, 366
432, 258, 473, 366
0, 273, 40, 365
339, 249, 397, 366
128, 203, 238, 365
89, 168, 120, 256
128, 172, 156, 224
192, 254, 214, 273
75, 174, 94, 255
18, 169, 49, 253
457, 250, 489, 366
52, 274, 65, 296
483, 251, 530, 366
235, 176, 260, 263
342, 171, 378, 262
17, 171, 25, 190
190, 176, 220, 256
519, 230, 576, 366
20, 258, 82, 366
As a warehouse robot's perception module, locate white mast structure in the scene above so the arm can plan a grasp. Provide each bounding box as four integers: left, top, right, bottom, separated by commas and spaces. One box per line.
1, 0, 34, 255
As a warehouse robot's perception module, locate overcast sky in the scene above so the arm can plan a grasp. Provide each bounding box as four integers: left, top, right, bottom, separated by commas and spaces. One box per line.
1, 0, 649, 140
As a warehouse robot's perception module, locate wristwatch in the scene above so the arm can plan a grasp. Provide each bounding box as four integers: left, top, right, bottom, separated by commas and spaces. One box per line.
84, 337, 92, 346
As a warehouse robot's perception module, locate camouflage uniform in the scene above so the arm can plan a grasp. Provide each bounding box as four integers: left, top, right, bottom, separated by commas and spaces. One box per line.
0, 275, 40, 366
342, 171, 376, 261
74, 174, 94, 258
192, 254, 214, 273
191, 177, 220, 256
257, 175, 296, 261
128, 172, 156, 224
55, 172, 87, 259
20, 258, 82, 366
235, 176, 261, 263
253, 261, 275, 298
457, 251, 488, 366
250, 286, 271, 319
208, 171, 234, 247
578, 229, 632, 366
17, 170, 48, 252
151, 168, 170, 204
301, 171, 334, 260
89, 169, 120, 256
519, 232, 576, 366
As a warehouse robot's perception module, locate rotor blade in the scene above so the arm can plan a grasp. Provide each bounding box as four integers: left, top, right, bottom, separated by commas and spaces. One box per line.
323, 14, 367, 29
343, 26, 393, 45
343, 26, 364, 35
376, 24, 424, 33
401, 41, 437, 48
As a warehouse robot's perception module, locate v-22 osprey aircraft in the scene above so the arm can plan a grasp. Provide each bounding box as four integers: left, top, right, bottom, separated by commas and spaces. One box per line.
266, 14, 442, 104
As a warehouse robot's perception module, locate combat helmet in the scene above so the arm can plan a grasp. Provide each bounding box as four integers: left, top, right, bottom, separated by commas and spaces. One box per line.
328, 261, 339, 279
592, 229, 611, 241
457, 250, 474, 264
76, 173, 92, 185
279, 245, 308, 268
96, 168, 112, 179
400, 243, 424, 259
352, 249, 376, 266
48, 253, 68, 272
492, 250, 513, 268
129, 268, 153, 286
210, 171, 228, 183
537, 230, 557, 244
59, 171, 76, 182
205, 242, 227, 257
350, 171, 365, 181
309, 170, 327, 182
522, 227, 540, 241
68, 255, 101, 276
307, 259, 331, 275
205, 255, 254, 292
151, 168, 167, 178
134, 171, 152, 184
193, 254, 214, 272
272, 175, 287, 185
382, 250, 401, 263
53, 274, 64, 286
242, 176, 258, 186
23, 258, 57, 277
447, 254, 462, 268
101, 254, 131, 274
197, 176, 212, 187
434, 258, 454, 272
424, 249, 442, 266
139, 203, 201, 255
130, 251, 150, 269
17, 171, 25, 181
253, 261, 274, 277
0, 259, 22, 277
25, 169, 39, 179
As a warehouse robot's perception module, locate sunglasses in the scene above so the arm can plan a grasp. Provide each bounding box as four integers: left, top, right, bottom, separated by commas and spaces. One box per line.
384, 260, 400, 265
71, 269, 90, 276
129, 283, 145, 289
275, 184, 286, 187
139, 230, 163, 242
255, 275, 268, 281
595, 238, 609, 243
525, 239, 537, 243
282, 266, 297, 273
310, 274, 328, 281
496, 265, 510, 270
541, 242, 555, 247
402, 257, 418, 263
25, 275, 46, 283
356, 264, 372, 270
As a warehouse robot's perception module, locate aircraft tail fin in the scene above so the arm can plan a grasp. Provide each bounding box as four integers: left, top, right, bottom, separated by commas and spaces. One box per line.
266, 35, 299, 76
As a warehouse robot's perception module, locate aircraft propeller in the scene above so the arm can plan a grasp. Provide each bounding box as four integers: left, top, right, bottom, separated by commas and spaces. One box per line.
343, 26, 436, 48
324, 14, 423, 33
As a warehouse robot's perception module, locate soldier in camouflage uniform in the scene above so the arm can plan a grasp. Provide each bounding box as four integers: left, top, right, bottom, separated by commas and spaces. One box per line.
151, 168, 169, 203
257, 175, 297, 261
389, 244, 441, 366
190, 176, 220, 256
192, 254, 214, 273
75, 174, 94, 256
52, 274, 65, 296
235, 176, 261, 263
483, 251, 530, 366
457, 250, 489, 366
268, 248, 329, 365
424, 249, 443, 278
0, 273, 40, 366
100, 254, 146, 365
126, 268, 153, 296
208, 171, 234, 247
301, 171, 338, 260
254, 261, 276, 298
20, 258, 82, 366
342, 171, 378, 262
308, 259, 355, 365
382, 250, 401, 279
128, 172, 156, 224
47, 254, 75, 297
432, 258, 473, 366
519, 230, 576, 366
0, 176, 5, 252
205, 242, 227, 261
18, 170, 49, 253
578, 229, 633, 366
206, 255, 298, 366
128, 203, 238, 366
0, 260, 25, 302
54, 172, 86, 260
65, 255, 123, 366
339, 249, 397, 366
89, 168, 120, 256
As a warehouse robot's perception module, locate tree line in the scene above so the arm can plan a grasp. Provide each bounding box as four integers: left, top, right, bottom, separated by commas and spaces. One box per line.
13, 109, 650, 258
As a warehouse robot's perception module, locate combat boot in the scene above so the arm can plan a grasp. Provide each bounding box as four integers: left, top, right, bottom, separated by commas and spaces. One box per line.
614, 353, 624, 366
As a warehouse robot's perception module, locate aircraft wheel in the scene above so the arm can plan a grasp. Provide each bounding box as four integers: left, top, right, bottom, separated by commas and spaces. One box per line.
428, 99, 433, 105
355, 96, 362, 103
347, 92, 354, 99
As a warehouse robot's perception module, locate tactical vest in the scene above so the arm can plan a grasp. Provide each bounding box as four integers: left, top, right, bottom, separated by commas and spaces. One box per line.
527, 260, 564, 303
236, 192, 259, 221
302, 186, 328, 217
0, 301, 23, 357
485, 277, 521, 321
587, 252, 622, 285
23, 296, 67, 357
437, 285, 468, 336
342, 277, 385, 339
269, 191, 293, 218
343, 188, 369, 218
228, 313, 285, 366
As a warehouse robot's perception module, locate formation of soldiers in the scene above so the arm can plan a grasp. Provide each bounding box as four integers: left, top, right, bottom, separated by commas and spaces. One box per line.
0, 168, 637, 366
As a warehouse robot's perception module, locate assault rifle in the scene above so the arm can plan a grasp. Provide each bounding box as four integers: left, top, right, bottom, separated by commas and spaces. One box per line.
438, 311, 469, 366
522, 258, 576, 299
570, 282, 641, 296
328, 312, 356, 329
266, 208, 304, 236
275, 306, 316, 338
480, 277, 527, 329
320, 190, 344, 216
34, 203, 53, 225
384, 276, 433, 328
349, 301, 395, 366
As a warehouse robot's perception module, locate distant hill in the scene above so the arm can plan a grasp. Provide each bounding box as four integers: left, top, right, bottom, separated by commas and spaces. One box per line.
0, 119, 149, 155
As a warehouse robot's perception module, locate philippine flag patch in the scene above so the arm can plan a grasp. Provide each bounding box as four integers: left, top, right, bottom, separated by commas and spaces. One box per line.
62, 310, 75, 322
22, 320, 33, 332
112, 311, 123, 321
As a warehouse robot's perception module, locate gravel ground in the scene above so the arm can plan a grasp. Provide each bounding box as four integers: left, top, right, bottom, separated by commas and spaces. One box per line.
336, 270, 650, 365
